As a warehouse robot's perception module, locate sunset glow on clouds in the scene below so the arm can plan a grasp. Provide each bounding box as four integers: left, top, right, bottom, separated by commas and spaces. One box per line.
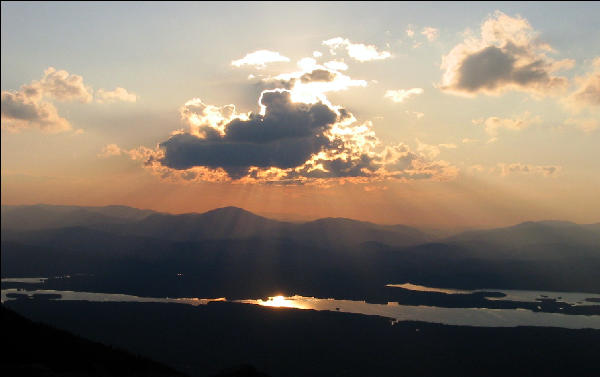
2, 3, 598, 226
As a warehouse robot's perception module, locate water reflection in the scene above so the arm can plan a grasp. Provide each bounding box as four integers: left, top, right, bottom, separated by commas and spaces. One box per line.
1, 277, 48, 284
4, 288, 597, 329
244, 295, 304, 308
387, 283, 600, 306
1, 288, 225, 307
239, 295, 600, 329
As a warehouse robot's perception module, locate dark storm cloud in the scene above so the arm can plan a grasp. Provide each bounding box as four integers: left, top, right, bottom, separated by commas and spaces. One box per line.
440, 12, 572, 96
455, 45, 557, 93
159, 91, 338, 179
1, 92, 41, 121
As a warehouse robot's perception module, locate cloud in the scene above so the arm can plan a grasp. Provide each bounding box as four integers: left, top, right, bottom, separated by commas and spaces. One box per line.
496, 163, 561, 177
262, 59, 367, 104
468, 162, 562, 177
299, 69, 336, 83
416, 139, 457, 159
462, 138, 479, 144
98, 143, 123, 157
2, 67, 135, 133
323, 60, 348, 71
406, 26, 415, 38
421, 27, 439, 42
384, 88, 424, 103
96, 87, 137, 103
231, 50, 290, 69
563, 57, 600, 112
160, 90, 339, 178
1, 90, 71, 133
439, 143, 457, 149
440, 11, 573, 96
472, 112, 541, 136
27, 67, 93, 103
416, 139, 441, 159
322, 37, 391, 62
123, 45, 456, 185
130, 87, 457, 185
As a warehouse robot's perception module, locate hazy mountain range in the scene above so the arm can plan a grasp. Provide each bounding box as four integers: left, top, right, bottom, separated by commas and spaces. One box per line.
2, 204, 599, 297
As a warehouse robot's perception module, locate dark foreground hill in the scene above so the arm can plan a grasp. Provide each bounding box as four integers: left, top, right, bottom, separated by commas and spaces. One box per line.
5, 300, 600, 377
1, 305, 270, 377
1, 304, 184, 377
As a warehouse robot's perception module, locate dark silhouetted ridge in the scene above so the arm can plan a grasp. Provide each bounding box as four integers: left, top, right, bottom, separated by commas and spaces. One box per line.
1, 305, 185, 376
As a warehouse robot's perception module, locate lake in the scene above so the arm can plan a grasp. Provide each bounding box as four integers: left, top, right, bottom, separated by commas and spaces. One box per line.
3, 278, 600, 329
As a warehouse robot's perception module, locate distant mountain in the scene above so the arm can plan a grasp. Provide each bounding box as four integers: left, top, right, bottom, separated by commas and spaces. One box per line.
2, 205, 432, 248
114, 208, 432, 247
294, 217, 433, 247
2, 204, 600, 295
114, 206, 289, 242
447, 220, 600, 254
1, 204, 157, 231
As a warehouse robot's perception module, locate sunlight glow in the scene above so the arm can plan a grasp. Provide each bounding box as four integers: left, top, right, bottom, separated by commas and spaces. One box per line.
256, 295, 303, 308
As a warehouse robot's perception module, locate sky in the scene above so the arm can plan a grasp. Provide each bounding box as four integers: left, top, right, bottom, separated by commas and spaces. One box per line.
2, 1, 599, 227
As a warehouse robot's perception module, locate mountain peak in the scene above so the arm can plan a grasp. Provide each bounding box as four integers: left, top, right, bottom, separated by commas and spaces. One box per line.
203, 206, 261, 217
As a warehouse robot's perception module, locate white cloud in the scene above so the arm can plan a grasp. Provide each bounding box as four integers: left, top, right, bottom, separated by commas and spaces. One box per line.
416, 139, 457, 160
421, 27, 439, 42
231, 50, 290, 69
384, 88, 424, 103
473, 112, 541, 136
96, 87, 137, 104
496, 163, 561, 177
322, 37, 391, 62
439, 143, 457, 149
468, 162, 562, 177
263, 59, 367, 105
29, 67, 93, 103
98, 143, 123, 158
563, 57, 600, 112
324, 60, 349, 71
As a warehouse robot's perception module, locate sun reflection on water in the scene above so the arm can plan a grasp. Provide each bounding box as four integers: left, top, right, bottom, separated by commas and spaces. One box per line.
254, 295, 304, 309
